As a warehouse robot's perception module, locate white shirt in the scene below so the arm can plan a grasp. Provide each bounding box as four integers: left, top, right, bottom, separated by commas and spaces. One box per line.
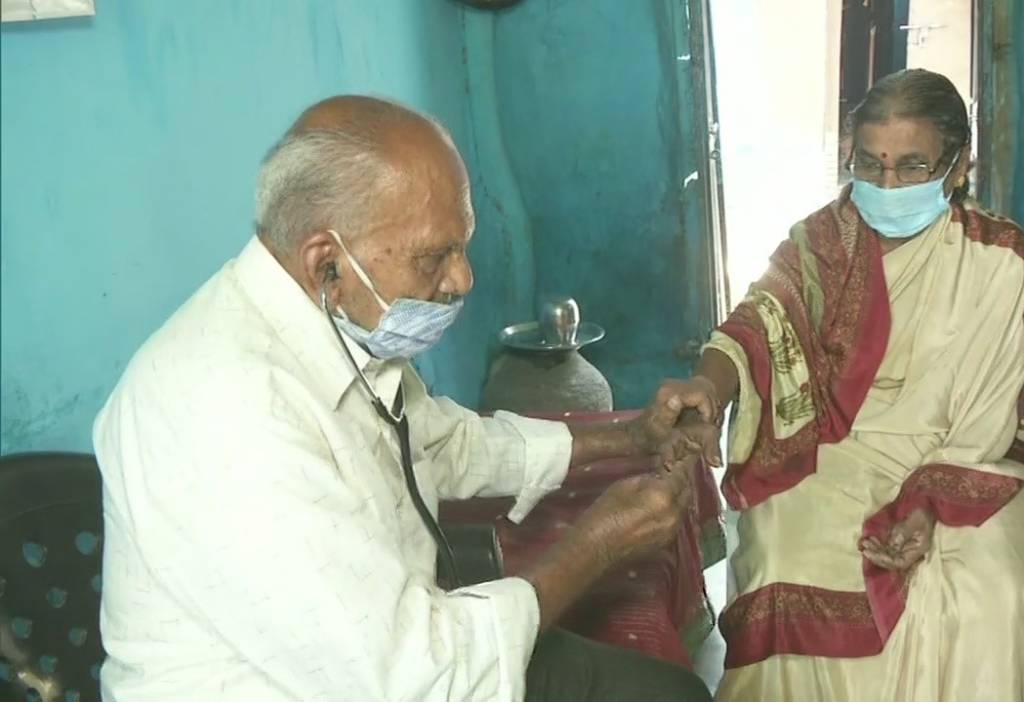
93, 237, 572, 702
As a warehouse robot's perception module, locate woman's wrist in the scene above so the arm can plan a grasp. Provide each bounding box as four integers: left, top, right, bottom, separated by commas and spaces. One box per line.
689, 374, 723, 425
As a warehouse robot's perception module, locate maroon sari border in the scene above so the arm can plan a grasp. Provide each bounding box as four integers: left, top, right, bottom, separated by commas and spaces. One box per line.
954, 204, 1024, 260
861, 463, 1021, 639
898, 463, 1022, 521
723, 466, 1021, 666
720, 582, 881, 668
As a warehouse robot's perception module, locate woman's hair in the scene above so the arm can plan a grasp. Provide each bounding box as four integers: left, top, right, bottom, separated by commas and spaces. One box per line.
848, 68, 971, 201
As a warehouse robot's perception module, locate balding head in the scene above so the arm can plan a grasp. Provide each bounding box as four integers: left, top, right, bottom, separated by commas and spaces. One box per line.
256, 95, 463, 255
255, 96, 476, 330
289, 95, 432, 137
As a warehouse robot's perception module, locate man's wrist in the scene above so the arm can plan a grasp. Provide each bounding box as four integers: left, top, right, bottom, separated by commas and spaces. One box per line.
567, 511, 621, 571
522, 522, 618, 631
623, 418, 650, 455
569, 420, 647, 465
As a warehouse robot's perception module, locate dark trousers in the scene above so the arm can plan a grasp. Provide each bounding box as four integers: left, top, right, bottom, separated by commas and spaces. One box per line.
525, 628, 713, 702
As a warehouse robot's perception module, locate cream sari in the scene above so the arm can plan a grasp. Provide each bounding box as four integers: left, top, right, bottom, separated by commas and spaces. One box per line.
709, 195, 1024, 701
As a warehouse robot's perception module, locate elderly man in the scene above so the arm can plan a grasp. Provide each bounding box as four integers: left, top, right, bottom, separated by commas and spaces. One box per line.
94, 96, 713, 701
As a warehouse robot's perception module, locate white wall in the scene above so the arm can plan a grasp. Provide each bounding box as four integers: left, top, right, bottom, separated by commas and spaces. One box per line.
711, 0, 842, 305
906, 0, 973, 105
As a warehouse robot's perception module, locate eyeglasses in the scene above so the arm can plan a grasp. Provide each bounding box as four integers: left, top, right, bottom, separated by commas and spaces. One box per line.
848, 155, 951, 185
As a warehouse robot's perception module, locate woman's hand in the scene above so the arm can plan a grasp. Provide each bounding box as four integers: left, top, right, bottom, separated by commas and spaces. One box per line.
859, 507, 936, 571
625, 376, 721, 455
658, 412, 723, 471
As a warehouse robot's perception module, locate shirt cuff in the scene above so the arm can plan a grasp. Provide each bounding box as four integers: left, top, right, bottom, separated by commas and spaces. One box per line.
493, 411, 572, 524
453, 576, 540, 702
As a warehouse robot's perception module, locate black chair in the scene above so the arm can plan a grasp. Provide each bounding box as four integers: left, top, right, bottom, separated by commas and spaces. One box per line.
0, 452, 501, 702
1, 453, 105, 702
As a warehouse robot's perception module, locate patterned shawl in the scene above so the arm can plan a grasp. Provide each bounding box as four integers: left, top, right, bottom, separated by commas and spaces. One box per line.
717, 186, 891, 509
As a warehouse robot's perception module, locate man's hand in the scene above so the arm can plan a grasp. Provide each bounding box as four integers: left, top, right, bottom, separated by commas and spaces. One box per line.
859, 507, 936, 571
521, 456, 697, 631
577, 457, 696, 566
626, 376, 721, 455
658, 412, 722, 470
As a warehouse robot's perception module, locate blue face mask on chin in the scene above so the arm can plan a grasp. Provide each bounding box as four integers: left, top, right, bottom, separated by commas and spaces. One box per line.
327, 230, 463, 360
850, 160, 956, 238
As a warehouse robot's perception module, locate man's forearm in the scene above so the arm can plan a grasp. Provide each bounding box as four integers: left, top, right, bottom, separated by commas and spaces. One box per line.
520, 528, 611, 632
567, 421, 641, 465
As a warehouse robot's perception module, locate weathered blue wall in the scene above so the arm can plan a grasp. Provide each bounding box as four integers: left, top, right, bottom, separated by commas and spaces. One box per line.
0, 0, 513, 454
418, 10, 537, 409
1, 0, 714, 454
488, 0, 714, 408
1013, 3, 1024, 226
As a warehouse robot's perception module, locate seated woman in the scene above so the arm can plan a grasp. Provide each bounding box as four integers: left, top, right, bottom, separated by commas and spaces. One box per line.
671, 68, 1024, 700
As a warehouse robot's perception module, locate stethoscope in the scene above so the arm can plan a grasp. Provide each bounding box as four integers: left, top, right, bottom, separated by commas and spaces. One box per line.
320, 285, 462, 589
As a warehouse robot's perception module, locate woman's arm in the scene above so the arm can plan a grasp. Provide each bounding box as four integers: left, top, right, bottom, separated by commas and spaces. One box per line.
694, 347, 740, 410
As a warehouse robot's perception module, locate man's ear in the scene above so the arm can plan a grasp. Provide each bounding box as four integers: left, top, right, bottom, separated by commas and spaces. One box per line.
297, 230, 343, 301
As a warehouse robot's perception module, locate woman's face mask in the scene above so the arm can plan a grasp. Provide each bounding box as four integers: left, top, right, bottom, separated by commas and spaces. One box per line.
847, 119, 958, 240
327, 230, 463, 359
850, 149, 958, 239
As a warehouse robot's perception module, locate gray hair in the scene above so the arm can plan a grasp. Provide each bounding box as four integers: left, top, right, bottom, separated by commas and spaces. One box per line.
255, 129, 398, 251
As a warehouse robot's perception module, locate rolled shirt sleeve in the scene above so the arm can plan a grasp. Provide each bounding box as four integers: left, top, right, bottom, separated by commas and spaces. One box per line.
492, 411, 574, 523
405, 371, 572, 523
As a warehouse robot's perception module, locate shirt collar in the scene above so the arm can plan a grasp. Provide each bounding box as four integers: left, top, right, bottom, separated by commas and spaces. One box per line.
232, 236, 402, 410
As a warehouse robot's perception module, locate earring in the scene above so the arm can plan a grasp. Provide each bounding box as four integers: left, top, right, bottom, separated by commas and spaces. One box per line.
957, 175, 967, 188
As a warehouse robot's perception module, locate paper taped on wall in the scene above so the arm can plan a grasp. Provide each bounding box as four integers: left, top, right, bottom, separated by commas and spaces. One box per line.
1, 0, 94, 23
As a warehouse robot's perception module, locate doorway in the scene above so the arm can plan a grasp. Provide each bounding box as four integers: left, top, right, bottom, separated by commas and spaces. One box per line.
710, 0, 844, 309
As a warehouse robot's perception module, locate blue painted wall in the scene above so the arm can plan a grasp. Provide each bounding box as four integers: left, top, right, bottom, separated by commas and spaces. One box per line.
488, 0, 715, 408
418, 11, 538, 410
1013, 3, 1024, 226
0, 0, 514, 454
1, 0, 715, 454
